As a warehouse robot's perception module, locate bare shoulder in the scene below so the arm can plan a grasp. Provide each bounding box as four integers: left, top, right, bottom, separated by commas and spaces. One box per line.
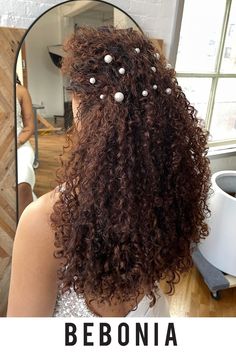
16, 84, 32, 103
19, 188, 58, 223
15, 188, 61, 255
30, 187, 60, 212
11, 187, 62, 280
7, 188, 62, 316
16, 84, 27, 96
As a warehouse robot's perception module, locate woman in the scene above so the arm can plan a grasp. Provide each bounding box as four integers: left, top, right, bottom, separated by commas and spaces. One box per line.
7, 26, 211, 317
16, 76, 36, 217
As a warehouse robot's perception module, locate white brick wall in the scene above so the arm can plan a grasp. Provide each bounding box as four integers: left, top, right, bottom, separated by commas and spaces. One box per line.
0, 0, 178, 57
0, 0, 160, 28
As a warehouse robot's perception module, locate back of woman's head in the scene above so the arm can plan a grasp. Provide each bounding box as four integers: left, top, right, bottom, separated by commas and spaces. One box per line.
51, 25, 211, 305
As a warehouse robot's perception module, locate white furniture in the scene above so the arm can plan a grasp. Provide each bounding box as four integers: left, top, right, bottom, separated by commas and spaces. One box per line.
199, 170, 236, 277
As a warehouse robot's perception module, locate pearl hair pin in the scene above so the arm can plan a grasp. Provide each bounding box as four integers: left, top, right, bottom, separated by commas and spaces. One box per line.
90, 77, 96, 84
142, 90, 148, 97
104, 54, 113, 63
87, 48, 174, 103
119, 68, 125, 75
114, 92, 124, 102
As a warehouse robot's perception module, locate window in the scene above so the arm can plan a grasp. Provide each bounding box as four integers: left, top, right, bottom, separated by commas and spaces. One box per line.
224, 47, 231, 59
175, 0, 236, 146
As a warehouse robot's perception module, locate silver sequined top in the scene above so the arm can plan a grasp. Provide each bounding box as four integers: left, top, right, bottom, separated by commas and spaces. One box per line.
53, 287, 98, 317
16, 95, 24, 137
53, 286, 170, 317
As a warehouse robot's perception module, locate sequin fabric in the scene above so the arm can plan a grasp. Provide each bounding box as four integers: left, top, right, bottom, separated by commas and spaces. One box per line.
53, 287, 98, 317
53, 284, 170, 317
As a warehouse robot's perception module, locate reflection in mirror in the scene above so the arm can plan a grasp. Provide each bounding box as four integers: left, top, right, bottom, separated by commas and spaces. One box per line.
16, 0, 148, 220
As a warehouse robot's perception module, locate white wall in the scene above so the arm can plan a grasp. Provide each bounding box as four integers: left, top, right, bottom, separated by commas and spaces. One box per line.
12, 0, 178, 118
73, 7, 113, 28
0, 0, 178, 58
114, 7, 140, 31
209, 154, 236, 174
25, 7, 64, 117
22, 0, 178, 118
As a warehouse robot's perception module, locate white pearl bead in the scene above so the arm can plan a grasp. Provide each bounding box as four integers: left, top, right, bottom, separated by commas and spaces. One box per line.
165, 88, 172, 95
119, 67, 125, 74
100, 94, 105, 99
135, 47, 140, 53
114, 92, 124, 102
151, 66, 156, 72
154, 52, 160, 59
142, 90, 148, 97
166, 63, 172, 69
153, 84, 157, 90
104, 54, 113, 63
90, 77, 96, 84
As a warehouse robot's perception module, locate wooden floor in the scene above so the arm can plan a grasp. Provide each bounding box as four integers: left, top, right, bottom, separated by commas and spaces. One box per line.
30, 132, 65, 197
162, 268, 236, 317
30, 133, 236, 317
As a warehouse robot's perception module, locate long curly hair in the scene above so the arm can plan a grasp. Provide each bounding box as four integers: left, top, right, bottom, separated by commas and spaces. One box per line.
50, 25, 211, 307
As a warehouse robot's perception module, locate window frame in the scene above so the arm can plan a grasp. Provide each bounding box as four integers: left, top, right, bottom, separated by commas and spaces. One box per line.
172, 0, 236, 147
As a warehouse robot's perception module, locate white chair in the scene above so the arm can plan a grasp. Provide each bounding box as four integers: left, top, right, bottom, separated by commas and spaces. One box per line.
199, 170, 236, 276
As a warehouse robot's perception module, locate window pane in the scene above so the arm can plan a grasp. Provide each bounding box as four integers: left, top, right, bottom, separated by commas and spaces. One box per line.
221, 0, 236, 73
210, 79, 236, 141
177, 78, 212, 120
175, 0, 226, 73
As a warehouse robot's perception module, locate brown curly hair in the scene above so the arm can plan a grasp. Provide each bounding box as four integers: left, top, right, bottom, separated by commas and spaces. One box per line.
50, 25, 211, 307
